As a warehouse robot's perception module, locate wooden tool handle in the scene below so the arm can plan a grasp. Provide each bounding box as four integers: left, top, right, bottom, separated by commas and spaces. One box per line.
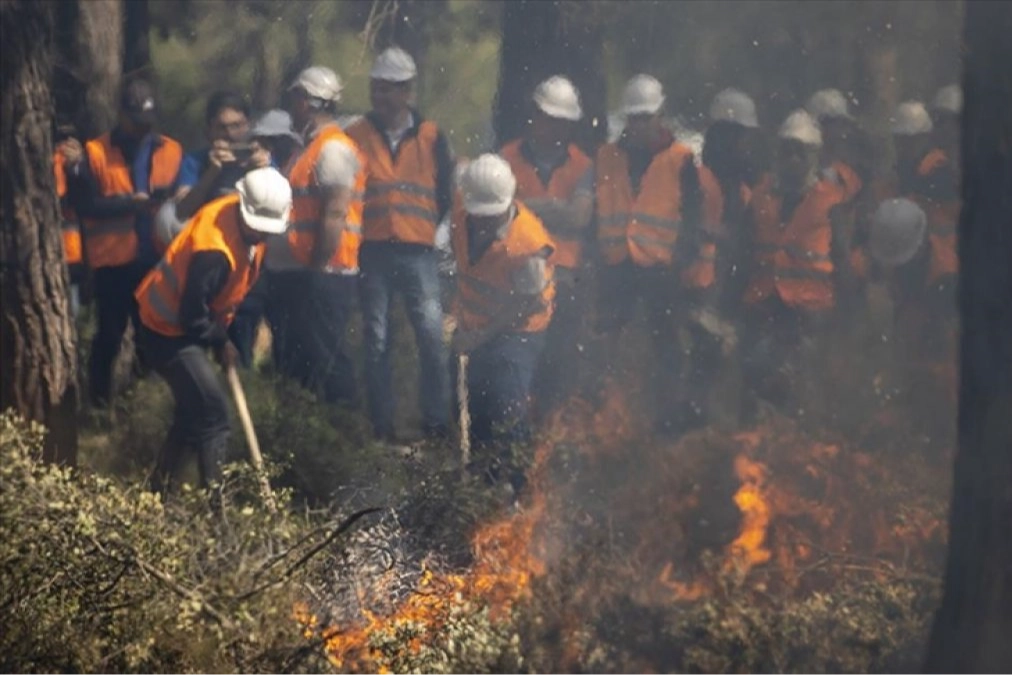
226, 365, 277, 512
457, 353, 471, 468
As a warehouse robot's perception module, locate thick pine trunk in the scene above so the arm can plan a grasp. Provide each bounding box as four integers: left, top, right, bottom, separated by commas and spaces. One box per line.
494, 0, 607, 154
925, 1, 1012, 671
0, 0, 80, 465
123, 0, 151, 79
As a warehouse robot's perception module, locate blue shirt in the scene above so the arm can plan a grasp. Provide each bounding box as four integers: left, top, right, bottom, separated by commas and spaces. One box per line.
176, 148, 249, 206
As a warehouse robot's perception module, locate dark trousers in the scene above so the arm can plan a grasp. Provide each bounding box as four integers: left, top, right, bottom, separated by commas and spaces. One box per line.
532, 268, 589, 418
142, 329, 230, 492
468, 331, 546, 445
271, 269, 357, 405
596, 261, 685, 433
359, 242, 450, 438
89, 263, 146, 405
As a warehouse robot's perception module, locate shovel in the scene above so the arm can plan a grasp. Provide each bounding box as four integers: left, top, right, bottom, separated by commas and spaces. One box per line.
225, 365, 277, 513
457, 353, 471, 469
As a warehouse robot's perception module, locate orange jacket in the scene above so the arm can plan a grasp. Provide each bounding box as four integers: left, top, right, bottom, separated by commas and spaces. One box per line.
285, 122, 366, 271
916, 149, 959, 283
347, 117, 441, 246
744, 175, 846, 312
54, 152, 83, 266
83, 133, 182, 269
500, 138, 593, 270
452, 201, 555, 333
135, 194, 264, 337
596, 140, 693, 267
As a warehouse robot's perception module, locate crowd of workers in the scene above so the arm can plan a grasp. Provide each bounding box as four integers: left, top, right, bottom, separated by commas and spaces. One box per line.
53, 47, 960, 495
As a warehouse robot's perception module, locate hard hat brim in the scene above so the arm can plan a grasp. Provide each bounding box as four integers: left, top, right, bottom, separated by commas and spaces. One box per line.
462, 197, 513, 217
622, 101, 664, 116
535, 99, 582, 121
235, 183, 291, 234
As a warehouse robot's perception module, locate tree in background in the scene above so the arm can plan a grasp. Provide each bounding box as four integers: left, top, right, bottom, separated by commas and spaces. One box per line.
1, 0, 79, 465
52, 0, 123, 138
925, 1, 1012, 671
494, 0, 609, 152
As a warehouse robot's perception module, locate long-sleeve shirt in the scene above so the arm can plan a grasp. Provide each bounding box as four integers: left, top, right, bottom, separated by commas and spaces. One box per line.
178, 250, 234, 347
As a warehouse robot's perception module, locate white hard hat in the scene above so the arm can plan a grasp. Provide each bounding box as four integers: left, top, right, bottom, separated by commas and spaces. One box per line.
933, 84, 962, 115
532, 75, 583, 121
779, 109, 822, 147
460, 153, 516, 216
805, 88, 853, 121
289, 66, 343, 102
870, 198, 927, 267
154, 200, 186, 253
891, 101, 933, 135
709, 88, 759, 128
370, 47, 417, 83
235, 167, 292, 234
251, 109, 302, 145
621, 74, 665, 116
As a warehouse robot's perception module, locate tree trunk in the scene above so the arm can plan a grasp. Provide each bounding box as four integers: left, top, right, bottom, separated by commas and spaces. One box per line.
53, 0, 123, 138
123, 0, 151, 79
925, 2, 1012, 672
494, 0, 607, 154
0, 0, 80, 466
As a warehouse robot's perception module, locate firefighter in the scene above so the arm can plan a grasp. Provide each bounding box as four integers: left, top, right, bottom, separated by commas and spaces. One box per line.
135, 167, 292, 495
594, 74, 704, 436
67, 79, 183, 406
674, 88, 765, 428
499, 75, 594, 419
740, 109, 849, 423
804, 89, 868, 203
267, 66, 366, 404
346, 47, 455, 444
451, 154, 556, 491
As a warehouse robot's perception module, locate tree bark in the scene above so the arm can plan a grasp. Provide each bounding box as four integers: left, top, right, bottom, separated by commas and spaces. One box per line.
925, 1, 1012, 671
123, 0, 151, 80
0, 0, 80, 466
52, 0, 123, 138
494, 0, 607, 154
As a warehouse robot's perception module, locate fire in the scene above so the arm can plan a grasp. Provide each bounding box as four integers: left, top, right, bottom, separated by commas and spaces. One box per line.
295, 373, 948, 671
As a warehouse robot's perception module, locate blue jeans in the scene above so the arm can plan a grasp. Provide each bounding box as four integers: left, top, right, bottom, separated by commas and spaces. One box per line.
359, 242, 450, 437
468, 331, 546, 445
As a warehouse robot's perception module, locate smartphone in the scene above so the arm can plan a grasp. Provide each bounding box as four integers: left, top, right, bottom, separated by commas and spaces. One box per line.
230, 143, 254, 163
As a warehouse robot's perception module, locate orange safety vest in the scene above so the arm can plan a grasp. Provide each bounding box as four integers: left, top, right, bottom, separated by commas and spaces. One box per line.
346, 117, 441, 246
83, 133, 182, 269
916, 149, 960, 284
54, 152, 83, 266
135, 194, 264, 337
500, 138, 593, 270
286, 122, 366, 271
681, 164, 732, 289
596, 140, 693, 267
451, 201, 555, 333
744, 174, 845, 312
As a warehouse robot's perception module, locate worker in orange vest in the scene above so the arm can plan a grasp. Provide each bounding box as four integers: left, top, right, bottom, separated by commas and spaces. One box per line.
740, 109, 848, 421
500, 75, 594, 419
451, 154, 556, 491
346, 48, 455, 445
54, 125, 86, 317
594, 74, 704, 437
266, 66, 366, 404
135, 167, 292, 495
65, 79, 183, 406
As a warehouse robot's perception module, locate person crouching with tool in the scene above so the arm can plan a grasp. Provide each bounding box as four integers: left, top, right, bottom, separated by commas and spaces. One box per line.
135, 167, 292, 496
450, 154, 556, 494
